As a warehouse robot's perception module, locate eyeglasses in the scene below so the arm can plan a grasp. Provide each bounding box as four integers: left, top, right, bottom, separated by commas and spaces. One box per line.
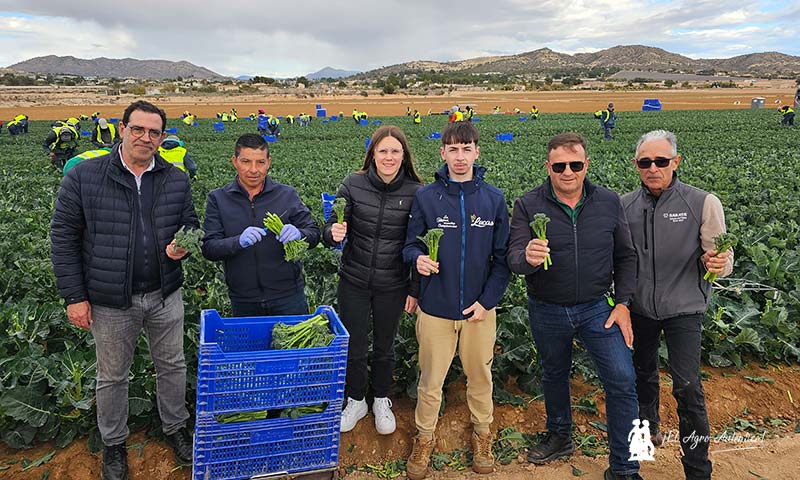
636, 156, 674, 169
549, 161, 585, 173
376, 148, 403, 158
126, 125, 164, 141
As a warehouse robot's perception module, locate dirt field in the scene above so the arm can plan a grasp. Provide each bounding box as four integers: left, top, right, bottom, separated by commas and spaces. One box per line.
1, 85, 797, 121
1, 364, 798, 480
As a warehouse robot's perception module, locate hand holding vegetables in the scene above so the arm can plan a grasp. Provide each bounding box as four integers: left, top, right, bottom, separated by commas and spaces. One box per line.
277, 224, 302, 244
331, 222, 347, 243
333, 197, 346, 224
703, 232, 737, 283
529, 214, 552, 270
264, 212, 308, 261
416, 228, 444, 275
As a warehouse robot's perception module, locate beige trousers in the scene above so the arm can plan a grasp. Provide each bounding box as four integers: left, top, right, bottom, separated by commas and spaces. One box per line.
414, 308, 496, 438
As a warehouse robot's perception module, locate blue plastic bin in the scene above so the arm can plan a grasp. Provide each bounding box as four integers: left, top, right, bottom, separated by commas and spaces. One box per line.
165, 127, 178, 134
80, 130, 91, 137
213, 122, 224, 132
109, 118, 118, 124
518, 117, 527, 121
193, 404, 340, 480
316, 109, 327, 117
262, 135, 277, 143
322, 120, 329, 124
195, 306, 347, 414
472, 117, 481, 122
429, 131, 442, 139
330, 116, 338, 121
359, 119, 368, 126
315, 104, 322, 109
372, 120, 382, 126
496, 133, 513, 142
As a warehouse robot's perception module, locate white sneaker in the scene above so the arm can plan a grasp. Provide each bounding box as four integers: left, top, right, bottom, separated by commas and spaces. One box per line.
340, 397, 368, 432
372, 397, 396, 435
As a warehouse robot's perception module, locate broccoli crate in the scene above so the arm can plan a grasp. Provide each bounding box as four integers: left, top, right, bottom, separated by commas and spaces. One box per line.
195, 306, 349, 414
193, 403, 341, 480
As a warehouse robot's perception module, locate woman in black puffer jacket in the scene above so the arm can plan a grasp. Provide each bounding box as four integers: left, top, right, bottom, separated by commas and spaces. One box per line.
322, 125, 422, 435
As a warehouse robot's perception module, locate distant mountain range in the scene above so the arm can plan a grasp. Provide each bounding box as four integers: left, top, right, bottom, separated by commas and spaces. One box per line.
7, 55, 227, 80
307, 66, 360, 80
359, 45, 800, 78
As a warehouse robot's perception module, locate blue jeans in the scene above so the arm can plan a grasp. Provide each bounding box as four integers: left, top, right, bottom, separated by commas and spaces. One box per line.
529, 297, 639, 475
230, 289, 309, 317
91, 289, 188, 446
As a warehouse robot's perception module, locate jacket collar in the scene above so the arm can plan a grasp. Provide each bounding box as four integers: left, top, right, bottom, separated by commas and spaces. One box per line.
542, 176, 596, 203
225, 175, 278, 198
641, 172, 679, 200
107, 143, 167, 187
434, 164, 486, 194
367, 162, 407, 192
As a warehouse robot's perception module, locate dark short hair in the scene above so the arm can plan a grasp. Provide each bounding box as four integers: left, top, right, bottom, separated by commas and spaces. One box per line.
235, 133, 269, 157
547, 132, 587, 157
441, 121, 479, 146
122, 100, 167, 131
361, 125, 422, 183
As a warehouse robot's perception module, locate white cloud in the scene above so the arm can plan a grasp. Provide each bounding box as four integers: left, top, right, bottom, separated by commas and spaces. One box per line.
0, 0, 797, 76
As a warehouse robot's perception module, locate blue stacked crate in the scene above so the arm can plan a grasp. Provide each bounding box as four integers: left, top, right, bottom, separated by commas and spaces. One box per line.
193, 306, 348, 480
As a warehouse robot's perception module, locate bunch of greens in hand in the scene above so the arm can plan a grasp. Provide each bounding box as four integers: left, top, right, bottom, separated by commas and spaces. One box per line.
263, 212, 308, 261
704, 232, 737, 283
417, 228, 444, 263
333, 197, 346, 224
173, 226, 204, 257
530, 213, 551, 270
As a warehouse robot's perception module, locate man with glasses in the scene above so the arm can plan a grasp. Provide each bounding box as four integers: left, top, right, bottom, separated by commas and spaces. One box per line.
508, 132, 641, 480
51, 100, 199, 480
622, 130, 733, 480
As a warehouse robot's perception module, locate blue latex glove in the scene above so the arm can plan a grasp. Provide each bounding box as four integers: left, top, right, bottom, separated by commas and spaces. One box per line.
277, 224, 302, 244
239, 226, 266, 248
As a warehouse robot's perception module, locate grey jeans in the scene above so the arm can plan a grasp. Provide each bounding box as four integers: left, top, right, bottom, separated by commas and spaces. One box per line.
91, 289, 189, 446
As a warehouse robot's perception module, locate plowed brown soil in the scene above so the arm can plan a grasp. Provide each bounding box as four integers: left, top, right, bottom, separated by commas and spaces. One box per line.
2, 364, 798, 480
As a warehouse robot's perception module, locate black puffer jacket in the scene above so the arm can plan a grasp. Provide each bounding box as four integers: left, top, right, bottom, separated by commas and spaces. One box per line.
323, 164, 421, 294
50, 144, 199, 308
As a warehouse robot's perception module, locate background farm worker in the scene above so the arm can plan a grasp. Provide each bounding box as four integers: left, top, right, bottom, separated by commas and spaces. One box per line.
229, 108, 238, 122
513, 107, 521, 114
7, 114, 29, 135
248, 112, 256, 120
413, 109, 421, 125
778, 105, 794, 126
62, 148, 111, 176
80, 114, 89, 121
448, 107, 464, 123
221, 111, 230, 122
594, 103, 616, 139
43, 121, 79, 171
507, 132, 639, 480
285, 114, 295, 125
201, 133, 320, 317
91, 118, 120, 149
322, 125, 423, 435
182, 113, 195, 126
402, 121, 510, 479
299, 112, 310, 126
406, 105, 412, 116
91, 111, 100, 121
50, 100, 199, 479
493, 105, 501, 114
360, 111, 369, 121
622, 130, 733, 480
67, 116, 82, 132
159, 134, 197, 179
266, 115, 281, 137
257, 109, 269, 135
465, 105, 474, 121
530, 105, 539, 120
353, 108, 360, 124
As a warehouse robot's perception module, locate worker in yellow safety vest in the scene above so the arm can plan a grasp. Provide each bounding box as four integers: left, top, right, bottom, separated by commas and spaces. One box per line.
158, 134, 197, 179
62, 148, 111, 176
352, 109, 360, 124
413, 110, 421, 124
182, 114, 196, 126
43, 123, 79, 171
92, 118, 120, 148
7, 114, 29, 135
779, 105, 795, 126
530, 105, 539, 120
285, 114, 295, 125
221, 112, 230, 122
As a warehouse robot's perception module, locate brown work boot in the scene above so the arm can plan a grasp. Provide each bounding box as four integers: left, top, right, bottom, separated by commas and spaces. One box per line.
406, 434, 436, 480
471, 430, 495, 474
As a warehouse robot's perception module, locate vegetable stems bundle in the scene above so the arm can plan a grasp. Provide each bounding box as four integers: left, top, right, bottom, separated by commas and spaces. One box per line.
704, 232, 737, 283
271, 312, 334, 349
530, 213, 552, 270
417, 228, 444, 263
173, 226, 204, 257
215, 403, 327, 424
333, 197, 346, 224
263, 212, 307, 261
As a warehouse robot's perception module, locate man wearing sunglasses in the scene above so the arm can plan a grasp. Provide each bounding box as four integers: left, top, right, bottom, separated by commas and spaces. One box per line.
622, 130, 733, 480
508, 132, 641, 480
51, 100, 199, 479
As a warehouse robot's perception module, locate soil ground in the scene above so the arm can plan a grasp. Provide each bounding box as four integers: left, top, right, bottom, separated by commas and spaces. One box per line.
1, 364, 798, 480
1, 85, 797, 121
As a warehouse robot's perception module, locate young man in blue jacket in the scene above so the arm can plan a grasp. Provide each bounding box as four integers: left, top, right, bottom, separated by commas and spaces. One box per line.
508, 132, 641, 480
402, 122, 510, 479
202, 133, 320, 316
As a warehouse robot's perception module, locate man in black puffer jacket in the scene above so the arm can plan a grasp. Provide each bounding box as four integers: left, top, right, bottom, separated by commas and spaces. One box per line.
50, 100, 199, 480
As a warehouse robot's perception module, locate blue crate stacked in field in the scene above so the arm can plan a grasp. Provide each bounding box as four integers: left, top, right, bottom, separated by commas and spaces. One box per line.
193, 306, 349, 480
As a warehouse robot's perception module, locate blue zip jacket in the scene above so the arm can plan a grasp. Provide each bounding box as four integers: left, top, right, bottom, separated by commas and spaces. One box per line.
201, 176, 320, 302
403, 164, 510, 320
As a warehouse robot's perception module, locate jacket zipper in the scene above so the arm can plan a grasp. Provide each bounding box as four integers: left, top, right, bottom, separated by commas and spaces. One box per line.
459, 189, 466, 319
572, 221, 579, 304
369, 190, 388, 287
642, 208, 648, 250
251, 201, 265, 290
650, 204, 659, 318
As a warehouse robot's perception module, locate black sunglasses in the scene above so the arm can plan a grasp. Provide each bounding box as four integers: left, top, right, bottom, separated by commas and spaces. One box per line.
636, 156, 673, 169
550, 161, 585, 173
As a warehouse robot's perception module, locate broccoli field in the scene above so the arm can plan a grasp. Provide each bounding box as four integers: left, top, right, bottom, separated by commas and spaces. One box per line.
1, 108, 799, 452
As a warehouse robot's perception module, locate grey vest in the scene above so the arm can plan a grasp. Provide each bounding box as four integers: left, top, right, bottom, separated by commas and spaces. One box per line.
621, 179, 711, 320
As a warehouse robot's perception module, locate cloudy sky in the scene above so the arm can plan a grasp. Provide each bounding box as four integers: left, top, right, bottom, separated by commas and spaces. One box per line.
0, 1, 797, 77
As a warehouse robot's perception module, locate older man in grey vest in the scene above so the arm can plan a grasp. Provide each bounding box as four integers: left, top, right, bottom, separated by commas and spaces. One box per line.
622, 130, 733, 480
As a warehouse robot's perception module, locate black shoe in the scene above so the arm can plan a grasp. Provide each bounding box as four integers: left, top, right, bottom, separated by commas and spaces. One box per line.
101, 443, 129, 480
604, 467, 643, 480
650, 424, 664, 447
526, 432, 575, 464
165, 427, 193, 466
